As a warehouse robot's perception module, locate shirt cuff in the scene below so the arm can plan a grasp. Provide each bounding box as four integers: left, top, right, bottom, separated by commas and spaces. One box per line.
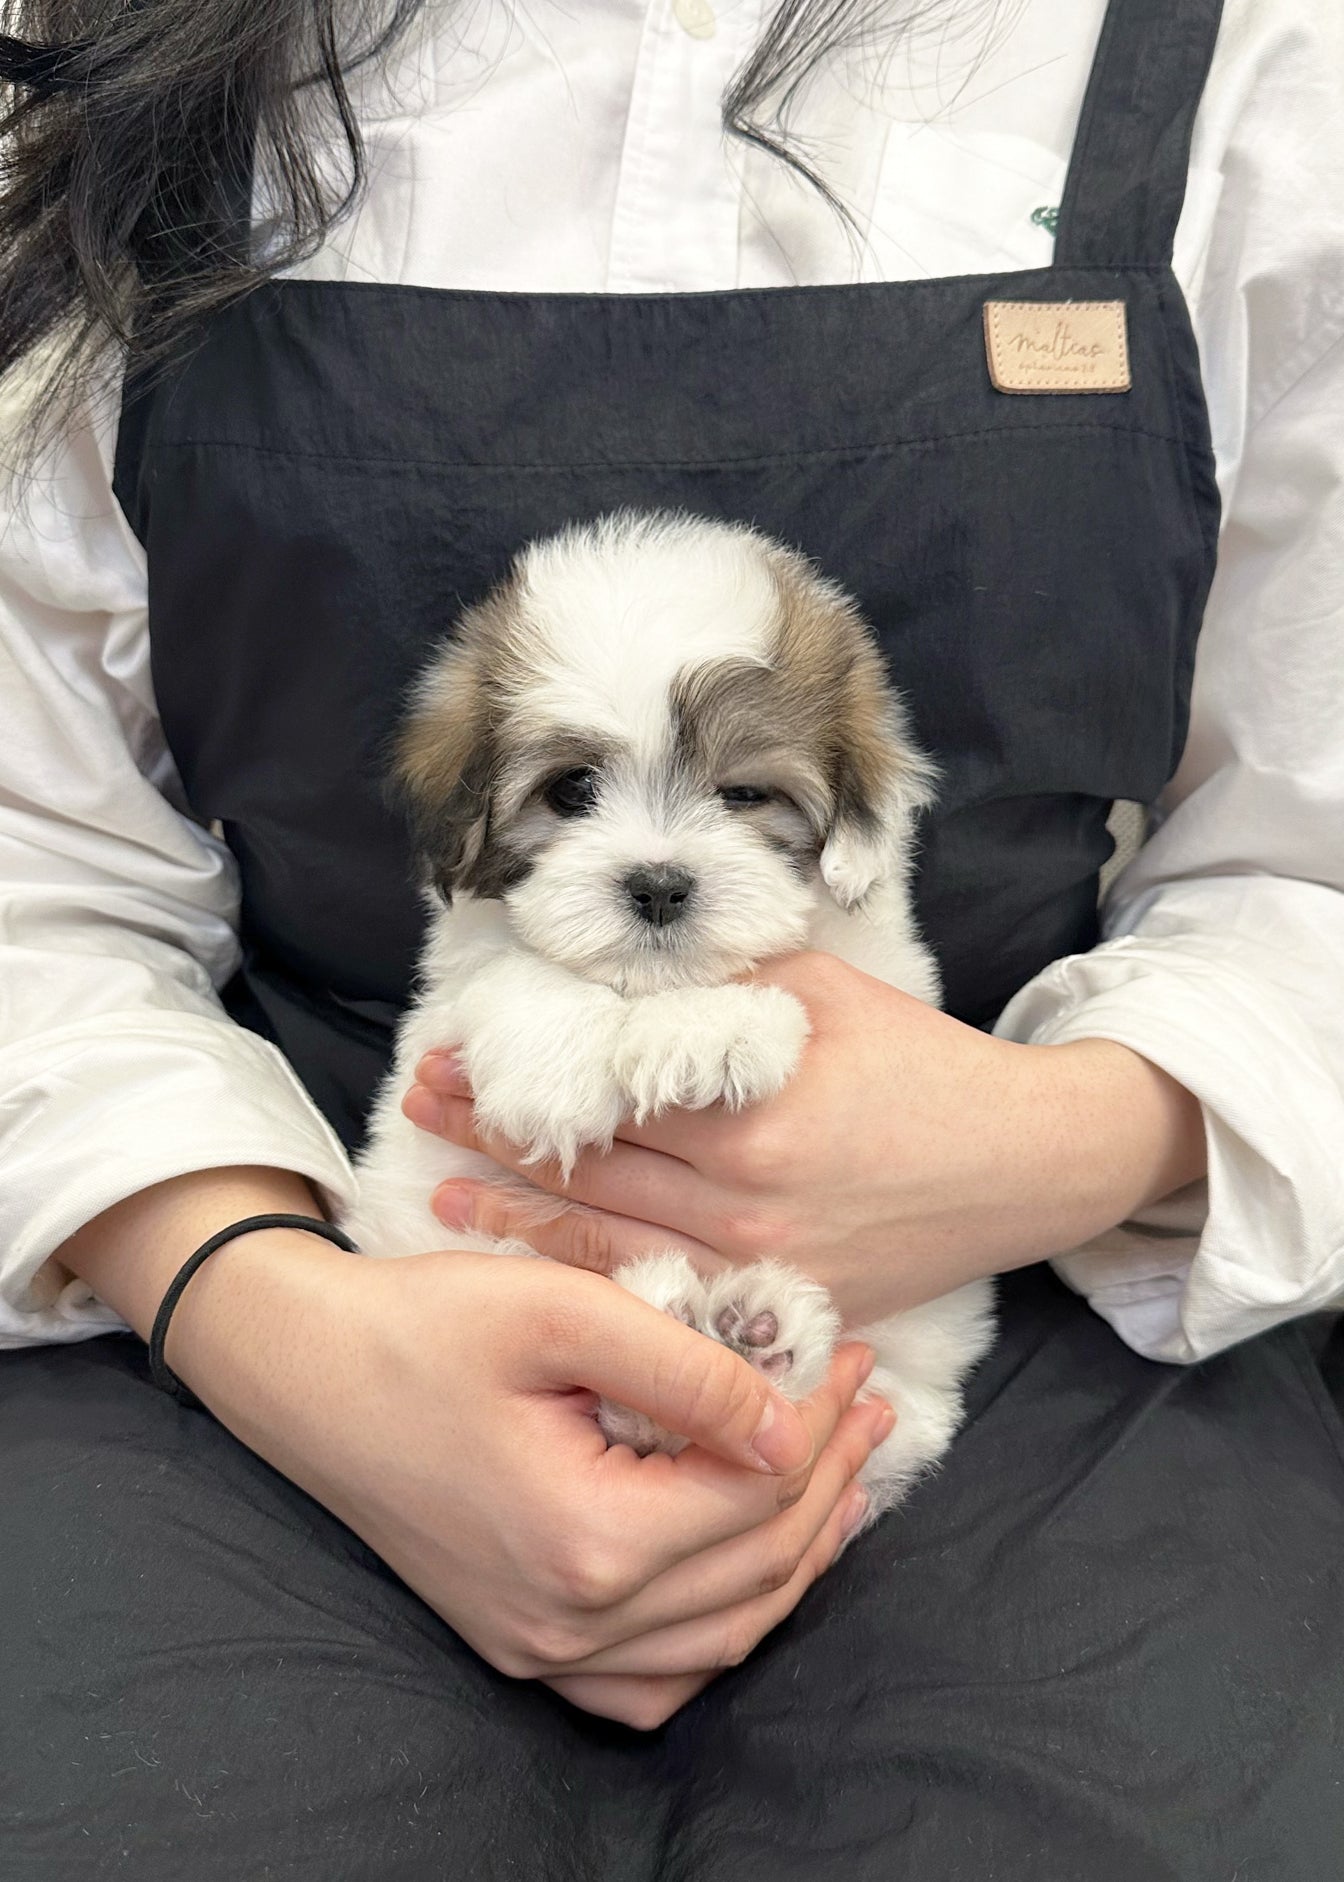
0, 1014, 356, 1348
994, 937, 1344, 1363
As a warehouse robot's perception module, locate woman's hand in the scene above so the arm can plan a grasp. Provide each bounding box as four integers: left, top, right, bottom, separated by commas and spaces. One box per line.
404, 951, 1208, 1324
58, 1169, 891, 1731
187, 1243, 893, 1729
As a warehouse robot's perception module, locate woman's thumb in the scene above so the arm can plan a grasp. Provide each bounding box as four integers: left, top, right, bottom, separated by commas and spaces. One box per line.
530, 1273, 813, 1475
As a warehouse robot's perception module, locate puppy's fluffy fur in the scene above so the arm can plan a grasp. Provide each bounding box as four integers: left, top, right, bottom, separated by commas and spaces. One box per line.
345, 512, 994, 1528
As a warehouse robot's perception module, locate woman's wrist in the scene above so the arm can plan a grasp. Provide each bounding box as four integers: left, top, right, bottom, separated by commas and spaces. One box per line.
55, 1165, 335, 1345
56, 1166, 373, 1475
163, 1223, 368, 1483
1012, 1035, 1207, 1255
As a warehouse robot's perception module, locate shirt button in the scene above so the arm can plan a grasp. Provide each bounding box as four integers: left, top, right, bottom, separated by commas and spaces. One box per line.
673, 0, 717, 39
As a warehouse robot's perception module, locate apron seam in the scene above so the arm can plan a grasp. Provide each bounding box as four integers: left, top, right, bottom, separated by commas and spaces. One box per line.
252, 262, 1176, 309
145, 422, 1195, 474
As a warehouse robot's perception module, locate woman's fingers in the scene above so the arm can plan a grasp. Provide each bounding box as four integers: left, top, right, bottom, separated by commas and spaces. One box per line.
519, 1263, 812, 1474
538, 1468, 871, 1677
523, 1267, 815, 1472
541, 1670, 716, 1731
542, 1397, 888, 1661
410, 1046, 739, 1218
432, 1179, 719, 1277
405, 1084, 731, 1244
414, 1047, 727, 1161
526, 1290, 879, 1575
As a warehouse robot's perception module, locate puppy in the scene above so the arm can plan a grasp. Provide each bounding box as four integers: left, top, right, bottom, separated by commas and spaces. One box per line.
345, 511, 994, 1528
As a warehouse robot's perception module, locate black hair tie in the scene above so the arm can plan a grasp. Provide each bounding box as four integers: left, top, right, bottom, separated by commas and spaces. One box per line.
149, 1213, 360, 1408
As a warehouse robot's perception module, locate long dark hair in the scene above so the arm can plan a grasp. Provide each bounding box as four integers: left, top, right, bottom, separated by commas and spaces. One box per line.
0, 1, 425, 407
0, 1, 994, 410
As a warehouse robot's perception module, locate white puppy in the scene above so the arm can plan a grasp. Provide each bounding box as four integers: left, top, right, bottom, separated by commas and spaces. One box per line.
345, 511, 994, 1528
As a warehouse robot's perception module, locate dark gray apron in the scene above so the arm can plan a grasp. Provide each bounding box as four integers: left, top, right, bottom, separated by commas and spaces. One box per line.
4, 1, 1343, 1875
110, 0, 1222, 1150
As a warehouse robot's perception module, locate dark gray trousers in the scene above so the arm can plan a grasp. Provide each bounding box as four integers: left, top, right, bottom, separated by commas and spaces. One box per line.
4, 1266, 1342, 1881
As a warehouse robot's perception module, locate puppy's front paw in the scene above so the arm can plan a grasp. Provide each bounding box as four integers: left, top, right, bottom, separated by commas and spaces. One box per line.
614, 985, 809, 1122
467, 1054, 624, 1173
598, 1254, 714, 1457
455, 992, 625, 1174
704, 1260, 840, 1401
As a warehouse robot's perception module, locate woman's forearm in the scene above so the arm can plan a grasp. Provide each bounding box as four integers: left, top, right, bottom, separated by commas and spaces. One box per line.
53, 1167, 379, 1488
1015, 1037, 1209, 1258
54, 1166, 329, 1343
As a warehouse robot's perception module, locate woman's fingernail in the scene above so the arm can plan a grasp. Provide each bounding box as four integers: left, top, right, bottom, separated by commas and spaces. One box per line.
841, 1485, 870, 1538
433, 1182, 474, 1229
417, 1051, 468, 1094
855, 1345, 876, 1387
750, 1396, 812, 1474
871, 1400, 897, 1444
401, 1085, 443, 1132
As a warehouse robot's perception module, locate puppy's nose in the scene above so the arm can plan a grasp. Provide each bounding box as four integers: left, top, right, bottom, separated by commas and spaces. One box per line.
625, 865, 694, 927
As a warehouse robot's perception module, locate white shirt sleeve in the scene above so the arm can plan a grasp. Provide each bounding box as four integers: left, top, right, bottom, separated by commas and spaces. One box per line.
3, 0, 1341, 1368
995, 6, 1344, 1362
0, 364, 355, 1348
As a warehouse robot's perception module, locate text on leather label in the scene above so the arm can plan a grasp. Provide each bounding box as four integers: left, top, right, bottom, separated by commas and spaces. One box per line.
983, 300, 1130, 394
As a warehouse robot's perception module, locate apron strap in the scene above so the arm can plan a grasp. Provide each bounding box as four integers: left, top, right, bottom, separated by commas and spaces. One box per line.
1053, 0, 1224, 269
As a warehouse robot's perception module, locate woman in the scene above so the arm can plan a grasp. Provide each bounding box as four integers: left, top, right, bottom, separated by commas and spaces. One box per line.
1, 0, 1342, 1875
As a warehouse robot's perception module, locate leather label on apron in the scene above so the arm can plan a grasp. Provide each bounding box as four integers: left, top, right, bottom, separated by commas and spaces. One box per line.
983, 300, 1130, 394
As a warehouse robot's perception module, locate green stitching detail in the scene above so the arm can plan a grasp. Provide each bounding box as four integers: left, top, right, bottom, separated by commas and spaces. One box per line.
1031, 205, 1059, 234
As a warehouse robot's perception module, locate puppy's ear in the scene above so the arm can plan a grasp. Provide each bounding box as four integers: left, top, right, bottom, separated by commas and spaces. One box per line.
820, 643, 938, 910
394, 637, 495, 905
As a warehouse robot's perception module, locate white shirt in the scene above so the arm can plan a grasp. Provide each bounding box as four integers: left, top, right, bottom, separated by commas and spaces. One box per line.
2, 0, 1342, 1361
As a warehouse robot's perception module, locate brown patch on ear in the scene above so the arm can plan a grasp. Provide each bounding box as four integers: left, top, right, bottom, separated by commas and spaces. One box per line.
767, 550, 938, 907
672, 547, 936, 907
393, 580, 529, 903
831, 633, 937, 817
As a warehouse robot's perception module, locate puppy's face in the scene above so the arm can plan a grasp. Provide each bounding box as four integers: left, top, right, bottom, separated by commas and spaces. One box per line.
397, 513, 934, 994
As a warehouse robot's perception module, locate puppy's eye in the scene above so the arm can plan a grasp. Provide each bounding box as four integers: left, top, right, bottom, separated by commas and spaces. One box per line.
718, 785, 773, 808
543, 767, 599, 817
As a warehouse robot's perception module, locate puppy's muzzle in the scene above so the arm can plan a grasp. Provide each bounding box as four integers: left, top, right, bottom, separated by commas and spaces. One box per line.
624, 865, 694, 928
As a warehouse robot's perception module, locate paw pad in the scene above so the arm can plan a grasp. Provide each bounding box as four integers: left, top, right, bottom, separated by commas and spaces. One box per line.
714, 1303, 779, 1348
714, 1297, 793, 1380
